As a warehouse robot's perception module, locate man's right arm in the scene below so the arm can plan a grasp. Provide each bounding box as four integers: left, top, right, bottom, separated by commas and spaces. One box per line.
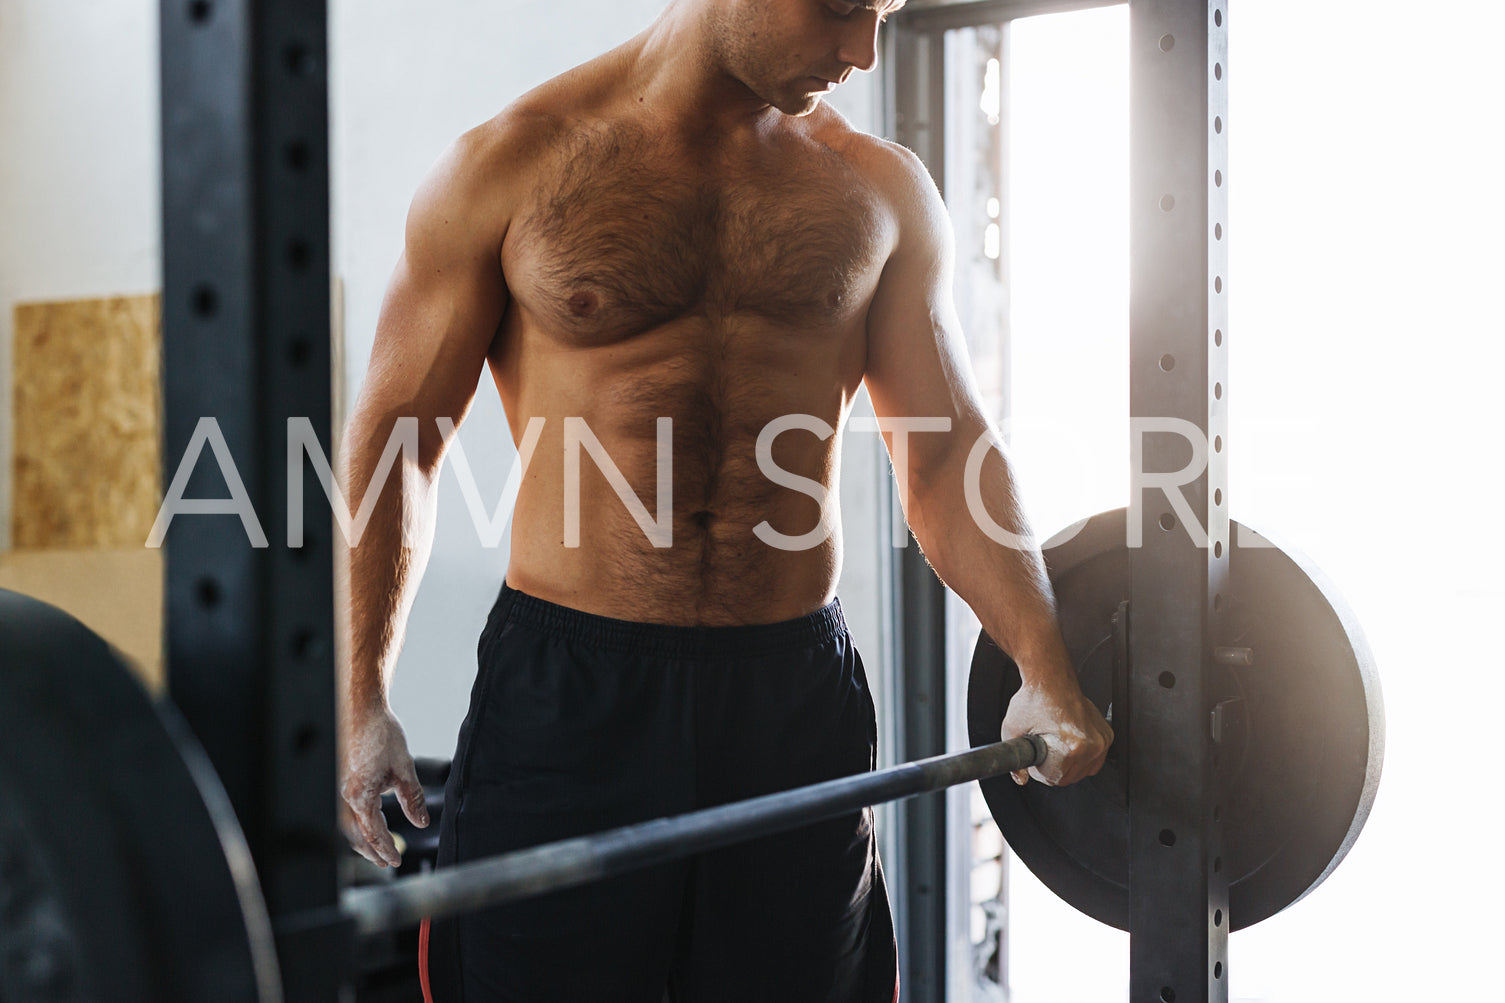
340, 129, 513, 867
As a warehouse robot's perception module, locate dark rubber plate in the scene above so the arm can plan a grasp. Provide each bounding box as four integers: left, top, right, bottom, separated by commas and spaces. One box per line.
967, 509, 1384, 931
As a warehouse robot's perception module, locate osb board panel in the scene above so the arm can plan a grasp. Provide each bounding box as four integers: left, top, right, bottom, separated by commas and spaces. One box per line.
13, 294, 162, 548
0, 547, 164, 692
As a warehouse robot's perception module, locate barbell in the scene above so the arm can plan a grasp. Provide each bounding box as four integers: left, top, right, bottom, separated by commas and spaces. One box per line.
0, 510, 1383, 998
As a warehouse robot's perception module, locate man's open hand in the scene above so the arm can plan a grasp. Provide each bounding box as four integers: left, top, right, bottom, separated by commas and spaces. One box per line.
340, 707, 429, 868
999, 675, 1113, 787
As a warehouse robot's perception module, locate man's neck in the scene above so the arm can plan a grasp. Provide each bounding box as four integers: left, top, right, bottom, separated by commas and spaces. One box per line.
628, 2, 782, 135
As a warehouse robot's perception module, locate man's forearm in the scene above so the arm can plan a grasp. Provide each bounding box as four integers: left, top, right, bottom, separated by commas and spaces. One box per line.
342, 409, 440, 723
904, 427, 1075, 686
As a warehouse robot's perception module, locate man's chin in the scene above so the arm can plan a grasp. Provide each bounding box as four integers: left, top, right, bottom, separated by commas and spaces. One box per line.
773, 92, 824, 117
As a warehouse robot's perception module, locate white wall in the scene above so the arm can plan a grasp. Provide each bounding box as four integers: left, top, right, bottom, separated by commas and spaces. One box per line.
329, 0, 890, 755
0, 0, 162, 550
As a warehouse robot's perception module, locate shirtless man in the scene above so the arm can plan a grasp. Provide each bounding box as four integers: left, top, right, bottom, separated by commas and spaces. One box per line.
339, 0, 1112, 999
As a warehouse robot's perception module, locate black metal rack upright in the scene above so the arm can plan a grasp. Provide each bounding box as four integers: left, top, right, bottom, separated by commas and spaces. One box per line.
159, 1, 342, 998
889, 2, 1231, 1000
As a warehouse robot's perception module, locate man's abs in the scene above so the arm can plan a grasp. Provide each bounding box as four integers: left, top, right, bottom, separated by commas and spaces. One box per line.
498, 310, 860, 627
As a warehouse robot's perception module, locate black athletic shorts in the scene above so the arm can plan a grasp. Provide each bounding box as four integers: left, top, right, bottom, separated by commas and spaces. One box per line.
422, 583, 898, 1003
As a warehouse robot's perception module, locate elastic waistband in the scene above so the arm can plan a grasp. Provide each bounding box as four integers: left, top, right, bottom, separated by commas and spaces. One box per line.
489, 583, 848, 660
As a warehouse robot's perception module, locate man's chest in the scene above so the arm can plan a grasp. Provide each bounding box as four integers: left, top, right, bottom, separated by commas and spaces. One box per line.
504, 130, 894, 345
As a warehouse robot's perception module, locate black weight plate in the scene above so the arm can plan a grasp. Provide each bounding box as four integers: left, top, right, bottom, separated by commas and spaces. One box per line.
967, 509, 1384, 931
0, 590, 281, 1001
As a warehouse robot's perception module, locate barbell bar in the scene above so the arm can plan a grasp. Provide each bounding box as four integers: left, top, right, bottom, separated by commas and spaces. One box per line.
341, 734, 1046, 936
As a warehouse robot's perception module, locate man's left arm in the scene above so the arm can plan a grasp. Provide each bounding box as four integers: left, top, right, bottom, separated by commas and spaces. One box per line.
861, 144, 1112, 786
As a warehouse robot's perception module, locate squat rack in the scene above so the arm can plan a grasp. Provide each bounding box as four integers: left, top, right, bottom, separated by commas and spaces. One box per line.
889, 2, 1229, 1000
159, 1, 1233, 1000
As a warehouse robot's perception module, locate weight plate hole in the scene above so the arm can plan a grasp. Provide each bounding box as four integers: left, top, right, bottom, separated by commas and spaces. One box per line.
1159, 829, 1176, 847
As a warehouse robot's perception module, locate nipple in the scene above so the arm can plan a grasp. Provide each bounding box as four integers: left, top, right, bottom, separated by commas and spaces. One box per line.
568, 290, 599, 317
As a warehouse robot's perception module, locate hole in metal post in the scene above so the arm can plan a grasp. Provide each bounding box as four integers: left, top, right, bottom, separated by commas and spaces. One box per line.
195, 577, 221, 609
1214, 435, 1223, 452
286, 239, 312, 270
1215, 169, 1223, 187
1215, 9, 1223, 26
291, 629, 318, 659
1215, 115, 1223, 133
1215, 962, 1223, 979
1158, 513, 1176, 532
1159, 354, 1176, 372
192, 285, 218, 318
1159, 829, 1176, 847
1214, 541, 1224, 558
1215, 908, 1223, 927
188, 0, 212, 24
285, 140, 311, 172
1159, 193, 1175, 212
1214, 488, 1223, 506
1215, 382, 1223, 400
1213, 593, 1223, 611
1159, 671, 1176, 689
1214, 328, 1223, 347
1159, 33, 1175, 51
1161, 989, 1176, 1003
1215, 223, 1223, 240
1215, 62, 1222, 80
284, 43, 318, 76
293, 724, 319, 756
292, 534, 317, 562
287, 336, 311, 368
1215, 276, 1223, 293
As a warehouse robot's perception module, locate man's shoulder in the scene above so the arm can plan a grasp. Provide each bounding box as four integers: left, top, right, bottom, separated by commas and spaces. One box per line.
805, 107, 938, 212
